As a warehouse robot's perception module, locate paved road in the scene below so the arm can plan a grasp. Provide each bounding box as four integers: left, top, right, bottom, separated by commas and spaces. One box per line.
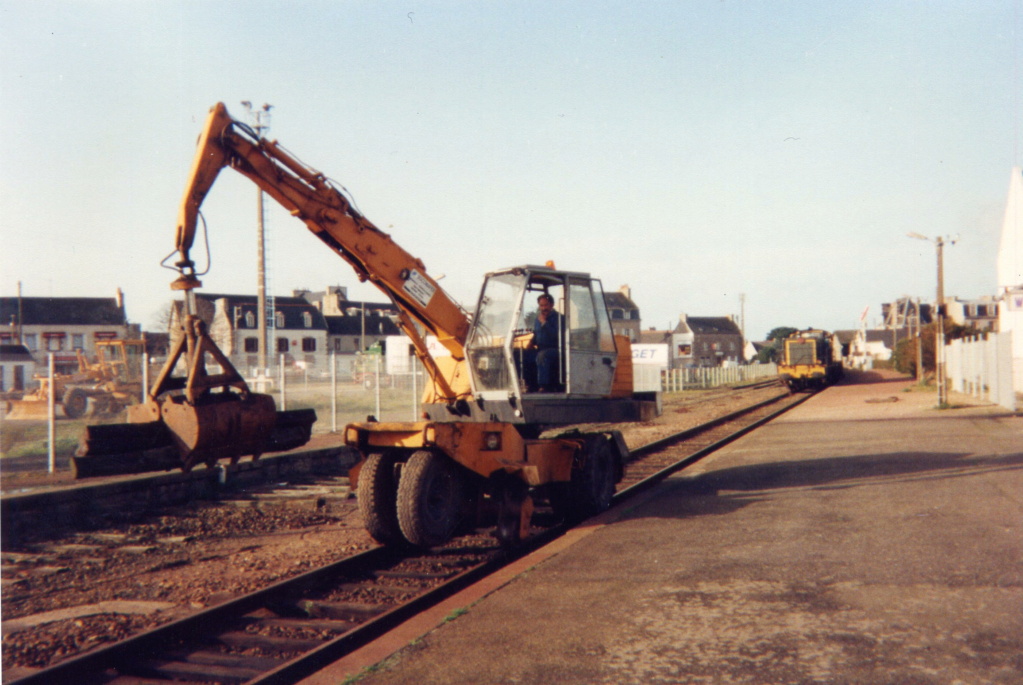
310, 373, 1023, 685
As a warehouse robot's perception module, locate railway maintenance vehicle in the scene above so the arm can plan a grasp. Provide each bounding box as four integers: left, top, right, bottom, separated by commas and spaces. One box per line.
777, 328, 843, 392
78, 102, 659, 548
7, 339, 146, 420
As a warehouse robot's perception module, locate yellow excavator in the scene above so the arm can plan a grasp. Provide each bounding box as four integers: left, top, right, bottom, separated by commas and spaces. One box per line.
6, 339, 145, 420
77, 103, 659, 546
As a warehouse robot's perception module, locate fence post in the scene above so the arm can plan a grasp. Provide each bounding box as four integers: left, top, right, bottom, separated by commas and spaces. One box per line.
331, 351, 338, 433
411, 354, 418, 421
47, 353, 55, 474
374, 353, 381, 420
279, 353, 287, 411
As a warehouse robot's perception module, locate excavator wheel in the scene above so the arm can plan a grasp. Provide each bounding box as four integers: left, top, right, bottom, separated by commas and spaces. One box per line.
356, 452, 404, 546
62, 388, 89, 419
396, 450, 464, 548
568, 435, 617, 519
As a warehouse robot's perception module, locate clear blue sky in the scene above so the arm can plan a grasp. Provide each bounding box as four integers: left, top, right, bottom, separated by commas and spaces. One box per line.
2, 1, 1020, 340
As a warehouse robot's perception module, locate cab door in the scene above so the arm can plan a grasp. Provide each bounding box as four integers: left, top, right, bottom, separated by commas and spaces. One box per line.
566, 278, 617, 396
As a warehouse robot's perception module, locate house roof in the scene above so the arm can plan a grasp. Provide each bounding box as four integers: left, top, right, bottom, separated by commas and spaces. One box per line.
674, 316, 742, 336
833, 330, 858, 344
864, 328, 914, 348
324, 314, 402, 336
603, 292, 638, 311
0, 344, 35, 362
638, 329, 671, 345
180, 294, 329, 331
0, 297, 127, 327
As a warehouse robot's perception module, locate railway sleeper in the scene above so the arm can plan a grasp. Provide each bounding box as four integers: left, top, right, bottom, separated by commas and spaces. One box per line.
163, 648, 285, 671
121, 655, 267, 684
216, 629, 325, 654
294, 598, 387, 622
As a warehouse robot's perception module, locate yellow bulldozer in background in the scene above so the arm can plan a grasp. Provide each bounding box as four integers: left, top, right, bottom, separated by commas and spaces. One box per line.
5, 339, 146, 420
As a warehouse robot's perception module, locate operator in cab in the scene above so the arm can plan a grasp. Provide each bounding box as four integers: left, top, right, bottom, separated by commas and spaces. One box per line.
530, 293, 562, 392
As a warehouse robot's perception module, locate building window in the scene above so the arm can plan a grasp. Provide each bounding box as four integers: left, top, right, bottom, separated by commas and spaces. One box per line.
275, 311, 285, 328
46, 336, 64, 352
24, 334, 37, 351
333, 339, 342, 352
276, 337, 289, 353
302, 337, 316, 352
302, 312, 313, 328
72, 334, 85, 350
245, 312, 256, 328
244, 337, 259, 353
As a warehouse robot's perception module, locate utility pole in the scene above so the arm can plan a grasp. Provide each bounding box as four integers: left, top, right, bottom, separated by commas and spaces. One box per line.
915, 297, 923, 381
738, 293, 746, 362
907, 232, 956, 405
242, 101, 273, 384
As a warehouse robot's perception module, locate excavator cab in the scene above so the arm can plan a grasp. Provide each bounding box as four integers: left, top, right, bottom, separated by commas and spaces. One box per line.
466, 265, 618, 404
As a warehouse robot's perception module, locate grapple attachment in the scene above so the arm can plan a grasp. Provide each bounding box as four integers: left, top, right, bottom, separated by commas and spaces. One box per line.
74, 317, 315, 478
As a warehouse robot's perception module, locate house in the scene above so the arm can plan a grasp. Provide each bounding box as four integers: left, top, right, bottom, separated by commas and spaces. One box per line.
0, 291, 137, 373
833, 330, 858, 359
945, 296, 999, 331
604, 285, 642, 342
848, 328, 906, 367
324, 310, 402, 354
170, 293, 329, 372
0, 344, 35, 394
295, 286, 402, 355
670, 314, 745, 368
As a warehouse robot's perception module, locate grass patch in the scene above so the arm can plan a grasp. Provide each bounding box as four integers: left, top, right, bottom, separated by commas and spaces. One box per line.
0, 419, 84, 461
0, 381, 425, 465
442, 607, 469, 624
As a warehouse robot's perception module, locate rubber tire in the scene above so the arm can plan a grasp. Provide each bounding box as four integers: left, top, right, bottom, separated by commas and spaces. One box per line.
570, 435, 617, 518
396, 450, 463, 548
357, 452, 404, 546
62, 388, 88, 419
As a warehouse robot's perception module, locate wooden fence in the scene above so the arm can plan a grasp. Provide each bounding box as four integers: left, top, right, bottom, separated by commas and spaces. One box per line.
661, 363, 778, 392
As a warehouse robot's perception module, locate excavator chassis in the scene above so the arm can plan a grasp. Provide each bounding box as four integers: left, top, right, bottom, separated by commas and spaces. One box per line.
346, 420, 628, 548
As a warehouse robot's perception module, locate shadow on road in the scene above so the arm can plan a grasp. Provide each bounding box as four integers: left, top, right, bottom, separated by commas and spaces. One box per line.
682, 450, 1023, 496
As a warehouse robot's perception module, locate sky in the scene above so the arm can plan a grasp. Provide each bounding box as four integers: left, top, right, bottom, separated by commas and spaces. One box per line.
2, 1, 1021, 342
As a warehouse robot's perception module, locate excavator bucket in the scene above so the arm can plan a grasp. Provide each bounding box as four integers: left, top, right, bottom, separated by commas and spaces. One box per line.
4, 396, 51, 421
73, 317, 316, 479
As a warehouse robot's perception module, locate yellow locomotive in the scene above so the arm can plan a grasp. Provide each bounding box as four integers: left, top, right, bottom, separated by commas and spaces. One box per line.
778, 329, 843, 392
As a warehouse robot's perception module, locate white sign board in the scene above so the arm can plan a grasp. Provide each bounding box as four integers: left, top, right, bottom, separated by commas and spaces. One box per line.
631, 344, 668, 366
402, 269, 436, 309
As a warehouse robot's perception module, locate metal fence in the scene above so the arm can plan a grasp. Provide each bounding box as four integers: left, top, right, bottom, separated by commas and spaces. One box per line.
661, 363, 778, 392
945, 332, 1017, 411
1, 354, 782, 474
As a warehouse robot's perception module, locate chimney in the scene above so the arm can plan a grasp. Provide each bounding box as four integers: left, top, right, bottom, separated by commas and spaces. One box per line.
116, 287, 124, 310
619, 284, 631, 300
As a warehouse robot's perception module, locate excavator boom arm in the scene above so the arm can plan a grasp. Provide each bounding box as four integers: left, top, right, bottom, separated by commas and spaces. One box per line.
174, 103, 470, 399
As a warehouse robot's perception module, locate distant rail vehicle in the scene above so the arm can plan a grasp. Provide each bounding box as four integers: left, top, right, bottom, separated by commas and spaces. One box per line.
777, 329, 843, 392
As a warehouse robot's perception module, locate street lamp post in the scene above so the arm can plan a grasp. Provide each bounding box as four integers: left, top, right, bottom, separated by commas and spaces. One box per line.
907, 232, 956, 406
242, 100, 273, 386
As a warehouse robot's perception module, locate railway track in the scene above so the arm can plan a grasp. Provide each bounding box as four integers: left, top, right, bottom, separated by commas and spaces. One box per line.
7, 387, 809, 685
